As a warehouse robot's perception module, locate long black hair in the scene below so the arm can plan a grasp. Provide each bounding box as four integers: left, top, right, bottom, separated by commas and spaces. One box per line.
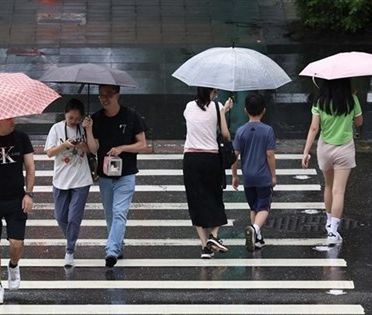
195, 87, 214, 111
315, 78, 354, 116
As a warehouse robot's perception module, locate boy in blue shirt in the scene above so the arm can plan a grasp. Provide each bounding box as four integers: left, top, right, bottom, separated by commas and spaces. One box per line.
232, 94, 276, 251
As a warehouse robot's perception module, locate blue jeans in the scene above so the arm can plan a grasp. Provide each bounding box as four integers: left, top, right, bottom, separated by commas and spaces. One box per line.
53, 185, 90, 254
98, 175, 135, 257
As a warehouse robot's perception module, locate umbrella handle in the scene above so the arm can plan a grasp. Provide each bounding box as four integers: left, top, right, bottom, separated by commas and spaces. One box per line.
312, 76, 320, 89
87, 84, 90, 114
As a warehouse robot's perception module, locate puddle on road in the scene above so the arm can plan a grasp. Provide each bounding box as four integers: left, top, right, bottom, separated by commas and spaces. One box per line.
294, 175, 311, 180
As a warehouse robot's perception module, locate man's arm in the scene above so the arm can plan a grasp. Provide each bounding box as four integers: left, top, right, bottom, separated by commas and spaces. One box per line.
23, 152, 35, 212
82, 117, 99, 154
107, 132, 148, 156
266, 149, 276, 187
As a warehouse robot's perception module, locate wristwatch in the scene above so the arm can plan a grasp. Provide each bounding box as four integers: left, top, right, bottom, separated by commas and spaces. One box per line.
25, 192, 34, 199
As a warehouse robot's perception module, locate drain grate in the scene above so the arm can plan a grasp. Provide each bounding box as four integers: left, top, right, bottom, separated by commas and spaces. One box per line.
266, 214, 362, 233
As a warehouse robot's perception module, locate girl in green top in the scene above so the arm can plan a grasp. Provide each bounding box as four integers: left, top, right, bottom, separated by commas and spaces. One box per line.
302, 78, 363, 244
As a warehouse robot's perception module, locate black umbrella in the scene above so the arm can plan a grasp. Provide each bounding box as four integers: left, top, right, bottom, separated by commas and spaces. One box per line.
40, 63, 137, 113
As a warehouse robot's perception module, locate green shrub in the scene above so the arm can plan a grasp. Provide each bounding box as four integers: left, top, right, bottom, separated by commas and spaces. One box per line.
296, 0, 372, 33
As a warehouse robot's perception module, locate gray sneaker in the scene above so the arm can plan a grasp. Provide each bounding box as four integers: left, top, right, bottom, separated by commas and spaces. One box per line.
245, 225, 256, 252
7, 264, 21, 290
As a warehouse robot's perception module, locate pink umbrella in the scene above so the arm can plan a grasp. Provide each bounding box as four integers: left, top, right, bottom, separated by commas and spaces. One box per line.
299, 52, 372, 80
0, 73, 60, 120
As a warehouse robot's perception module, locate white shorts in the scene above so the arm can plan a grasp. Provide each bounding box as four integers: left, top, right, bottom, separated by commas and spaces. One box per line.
317, 138, 356, 171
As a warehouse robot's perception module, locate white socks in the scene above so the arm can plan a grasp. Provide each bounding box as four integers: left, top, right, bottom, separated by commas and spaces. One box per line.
330, 217, 341, 235
253, 224, 262, 239
326, 212, 332, 226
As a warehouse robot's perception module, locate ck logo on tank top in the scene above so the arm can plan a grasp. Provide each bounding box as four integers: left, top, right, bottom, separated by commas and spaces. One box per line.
0, 146, 17, 164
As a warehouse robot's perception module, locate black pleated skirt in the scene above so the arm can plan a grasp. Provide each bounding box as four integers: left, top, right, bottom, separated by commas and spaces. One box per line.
183, 152, 227, 228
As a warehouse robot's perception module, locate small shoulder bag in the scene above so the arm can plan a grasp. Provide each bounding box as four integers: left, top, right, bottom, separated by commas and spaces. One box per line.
214, 101, 237, 170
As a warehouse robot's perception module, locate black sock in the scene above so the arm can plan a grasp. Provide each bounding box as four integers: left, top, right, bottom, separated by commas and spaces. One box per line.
9, 261, 18, 268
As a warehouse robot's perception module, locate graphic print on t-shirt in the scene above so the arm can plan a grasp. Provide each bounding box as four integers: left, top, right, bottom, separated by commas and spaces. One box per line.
58, 138, 86, 166
119, 124, 127, 134
0, 146, 17, 164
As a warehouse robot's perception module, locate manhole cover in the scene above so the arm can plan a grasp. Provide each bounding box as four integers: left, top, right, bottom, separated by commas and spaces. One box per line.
266, 214, 362, 233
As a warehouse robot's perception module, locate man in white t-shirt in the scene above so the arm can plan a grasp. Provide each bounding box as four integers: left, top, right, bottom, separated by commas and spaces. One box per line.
44, 99, 92, 267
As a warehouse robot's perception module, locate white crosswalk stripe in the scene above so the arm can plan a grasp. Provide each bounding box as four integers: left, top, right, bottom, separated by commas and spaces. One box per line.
33, 153, 305, 161
1, 153, 363, 314
0, 304, 365, 314
0, 258, 347, 267
32, 184, 321, 192
29, 168, 318, 176
1, 238, 331, 247
12, 219, 235, 227
2, 280, 355, 290
33, 201, 325, 210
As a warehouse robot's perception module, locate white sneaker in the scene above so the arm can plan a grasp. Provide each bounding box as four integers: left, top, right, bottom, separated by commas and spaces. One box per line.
0, 285, 4, 304
7, 265, 21, 290
325, 224, 331, 234
64, 253, 74, 267
327, 232, 343, 244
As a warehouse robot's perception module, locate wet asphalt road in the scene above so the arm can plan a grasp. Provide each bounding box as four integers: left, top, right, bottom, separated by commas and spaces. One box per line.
1, 150, 372, 314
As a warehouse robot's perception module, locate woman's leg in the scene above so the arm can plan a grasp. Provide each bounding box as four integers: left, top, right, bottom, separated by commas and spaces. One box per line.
66, 186, 90, 254
322, 169, 334, 231
331, 169, 351, 219
209, 226, 220, 238
323, 169, 334, 213
53, 187, 71, 238
195, 227, 209, 248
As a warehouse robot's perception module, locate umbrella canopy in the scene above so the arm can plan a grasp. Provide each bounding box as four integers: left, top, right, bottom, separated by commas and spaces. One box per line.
40, 63, 138, 113
299, 52, 372, 80
0, 73, 61, 120
172, 47, 291, 91
40, 63, 138, 87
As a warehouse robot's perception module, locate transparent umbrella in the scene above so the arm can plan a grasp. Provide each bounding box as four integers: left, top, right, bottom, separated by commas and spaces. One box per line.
172, 47, 291, 91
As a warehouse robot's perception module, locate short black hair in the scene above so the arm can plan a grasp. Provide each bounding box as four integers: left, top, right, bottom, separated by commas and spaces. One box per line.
245, 94, 265, 116
65, 98, 85, 116
99, 84, 120, 94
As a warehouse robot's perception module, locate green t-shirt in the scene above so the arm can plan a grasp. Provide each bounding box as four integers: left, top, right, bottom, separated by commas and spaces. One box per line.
311, 95, 362, 145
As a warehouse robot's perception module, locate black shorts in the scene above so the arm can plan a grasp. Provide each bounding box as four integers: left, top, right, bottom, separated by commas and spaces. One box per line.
244, 186, 273, 212
0, 198, 27, 241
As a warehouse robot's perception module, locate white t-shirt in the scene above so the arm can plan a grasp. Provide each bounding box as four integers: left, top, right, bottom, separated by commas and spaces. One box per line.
183, 100, 222, 151
45, 121, 93, 190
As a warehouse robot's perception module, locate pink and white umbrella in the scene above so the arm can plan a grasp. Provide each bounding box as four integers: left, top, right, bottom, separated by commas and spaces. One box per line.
299, 51, 372, 80
0, 73, 60, 120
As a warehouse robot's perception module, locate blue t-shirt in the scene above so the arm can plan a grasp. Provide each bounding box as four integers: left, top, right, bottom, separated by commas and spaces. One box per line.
233, 121, 276, 187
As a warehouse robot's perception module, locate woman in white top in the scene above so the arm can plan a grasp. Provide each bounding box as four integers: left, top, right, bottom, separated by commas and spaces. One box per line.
183, 87, 233, 259
45, 99, 93, 267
